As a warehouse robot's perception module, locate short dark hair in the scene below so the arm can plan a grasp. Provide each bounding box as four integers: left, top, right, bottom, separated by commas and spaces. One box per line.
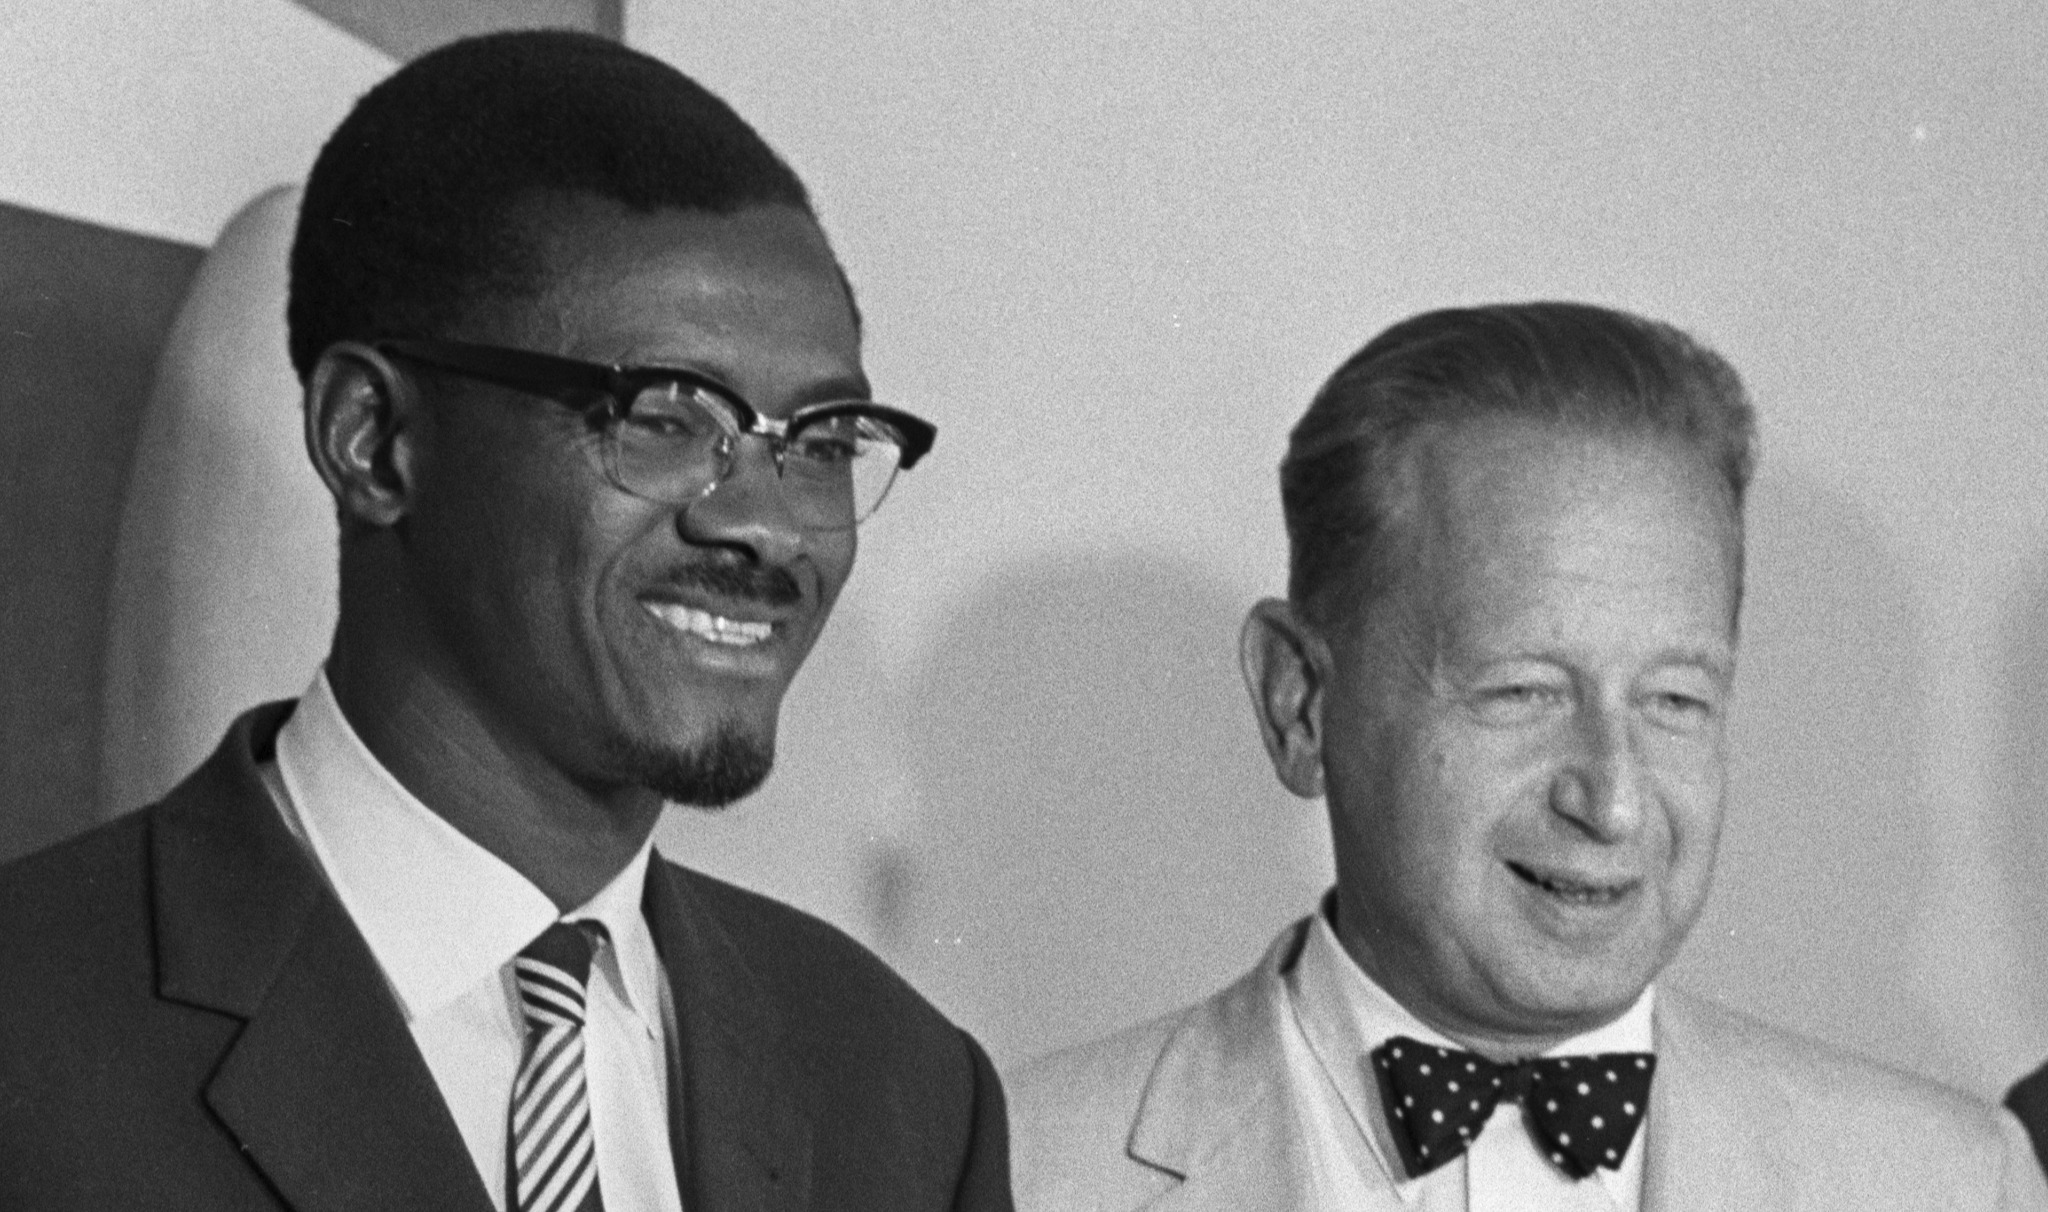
1279, 301, 1758, 625
287, 30, 819, 380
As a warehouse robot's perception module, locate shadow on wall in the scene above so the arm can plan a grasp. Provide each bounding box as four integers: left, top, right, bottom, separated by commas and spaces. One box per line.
1994, 553, 2048, 1048
883, 550, 1332, 1069
0, 203, 203, 863
1668, 467, 1960, 1086
654, 593, 908, 948
100, 187, 337, 819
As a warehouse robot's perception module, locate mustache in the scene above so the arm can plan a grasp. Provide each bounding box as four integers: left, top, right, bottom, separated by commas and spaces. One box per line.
663, 560, 802, 607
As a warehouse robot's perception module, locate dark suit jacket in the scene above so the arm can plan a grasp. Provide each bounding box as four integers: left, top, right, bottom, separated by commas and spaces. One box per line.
2010, 1063, 2048, 1176
0, 702, 1012, 1211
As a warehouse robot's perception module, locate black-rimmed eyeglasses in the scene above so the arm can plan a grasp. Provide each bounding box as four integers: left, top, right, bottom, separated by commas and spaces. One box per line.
375, 338, 935, 531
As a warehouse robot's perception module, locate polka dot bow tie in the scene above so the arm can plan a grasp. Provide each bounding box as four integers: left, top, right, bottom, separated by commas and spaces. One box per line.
1369, 1036, 1655, 1181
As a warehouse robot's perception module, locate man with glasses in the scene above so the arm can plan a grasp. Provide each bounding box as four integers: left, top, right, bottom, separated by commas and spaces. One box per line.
0, 31, 1008, 1211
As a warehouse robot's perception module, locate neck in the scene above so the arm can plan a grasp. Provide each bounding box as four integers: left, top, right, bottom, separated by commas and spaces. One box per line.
325, 602, 663, 913
1329, 892, 1628, 1062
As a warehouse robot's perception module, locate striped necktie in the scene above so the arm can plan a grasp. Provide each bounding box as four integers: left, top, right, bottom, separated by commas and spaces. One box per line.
511, 920, 608, 1212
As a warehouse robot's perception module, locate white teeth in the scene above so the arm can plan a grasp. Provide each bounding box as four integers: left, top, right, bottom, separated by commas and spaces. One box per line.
1514, 864, 1629, 904
1540, 876, 1622, 904
644, 602, 773, 646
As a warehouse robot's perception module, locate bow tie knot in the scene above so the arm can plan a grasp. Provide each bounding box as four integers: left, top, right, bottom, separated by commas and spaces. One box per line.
1370, 1036, 1655, 1181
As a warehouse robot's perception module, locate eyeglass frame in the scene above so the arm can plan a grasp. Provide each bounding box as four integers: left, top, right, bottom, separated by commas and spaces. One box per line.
371, 336, 936, 518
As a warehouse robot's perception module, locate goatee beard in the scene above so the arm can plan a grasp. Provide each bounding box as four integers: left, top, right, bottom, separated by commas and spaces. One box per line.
608, 721, 774, 809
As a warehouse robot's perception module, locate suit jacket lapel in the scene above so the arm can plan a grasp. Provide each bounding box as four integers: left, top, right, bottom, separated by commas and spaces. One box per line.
152, 703, 494, 1212
644, 859, 813, 1212
1642, 988, 1797, 1212
1127, 926, 1403, 1212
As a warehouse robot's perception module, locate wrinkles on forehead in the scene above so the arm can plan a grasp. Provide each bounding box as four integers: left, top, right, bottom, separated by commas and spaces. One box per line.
1366, 418, 1741, 607
1337, 418, 1742, 692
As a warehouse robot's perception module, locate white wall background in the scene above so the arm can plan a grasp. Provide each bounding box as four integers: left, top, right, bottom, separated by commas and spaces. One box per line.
640, 0, 2048, 1098
10, 0, 2046, 1104
0, 0, 390, 243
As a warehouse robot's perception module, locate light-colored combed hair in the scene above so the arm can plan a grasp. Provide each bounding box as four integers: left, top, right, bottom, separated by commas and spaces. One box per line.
1279, 300, 1759, 625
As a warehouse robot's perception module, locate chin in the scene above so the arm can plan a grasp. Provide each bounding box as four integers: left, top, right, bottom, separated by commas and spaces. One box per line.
1511, 960, 1657, 1027
605, 720, 775, 808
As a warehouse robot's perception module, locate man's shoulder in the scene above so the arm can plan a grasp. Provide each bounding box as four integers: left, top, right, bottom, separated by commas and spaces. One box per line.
0, 804, 181, 1124
664, 860, 943, 1016
656, 857, 986, 1080
1661, 986, 1989, 1122
1004, 1002, 1205, 1212
657, 859, 1013, 1208
1005, 926, 1304, 1212
0, 806, 155, 963
1656, 988, 2048, 1208
0, 701, 290, 961
1011, 1003, 1189, 1148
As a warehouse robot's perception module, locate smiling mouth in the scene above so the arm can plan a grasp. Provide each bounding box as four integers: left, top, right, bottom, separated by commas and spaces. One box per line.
642, 602, 776, 647
1507, 862, 1636, 907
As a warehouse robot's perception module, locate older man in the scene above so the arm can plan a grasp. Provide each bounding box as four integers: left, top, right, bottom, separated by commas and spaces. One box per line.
1008, 302, 2046, 1211
0, 31, 1008, 1211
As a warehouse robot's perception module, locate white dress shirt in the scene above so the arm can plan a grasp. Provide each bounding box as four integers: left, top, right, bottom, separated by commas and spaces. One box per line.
1281, 906, 1653, 1212
262, 671, 685, 1212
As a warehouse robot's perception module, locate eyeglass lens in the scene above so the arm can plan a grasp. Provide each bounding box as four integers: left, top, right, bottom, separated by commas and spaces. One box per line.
604, 382, 908, 529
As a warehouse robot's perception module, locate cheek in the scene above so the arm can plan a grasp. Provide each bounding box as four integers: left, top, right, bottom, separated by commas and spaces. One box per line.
809, 530, 856, 610
1644, 735, 1728, 846
1368, 733, 1502, 894
1429, 726, 1556, 848
430, 457, 650, 654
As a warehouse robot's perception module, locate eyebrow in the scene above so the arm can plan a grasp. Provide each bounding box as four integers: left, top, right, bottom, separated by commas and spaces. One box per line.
798, 371, 876, 405
1451, 643, 1734, 683
1644, 646, 1736, 682
641, 358, 875, 412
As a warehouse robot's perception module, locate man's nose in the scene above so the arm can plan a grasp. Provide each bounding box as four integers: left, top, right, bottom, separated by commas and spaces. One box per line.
678, 435, 807, 565
1548, 704, 1647, 842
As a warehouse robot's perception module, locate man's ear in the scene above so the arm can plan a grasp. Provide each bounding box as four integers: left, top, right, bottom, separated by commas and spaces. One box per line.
1240, 597, 1331, 800
304, 341, 425, 529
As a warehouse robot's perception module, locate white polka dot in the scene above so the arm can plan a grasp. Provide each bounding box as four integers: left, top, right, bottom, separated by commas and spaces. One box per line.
1592, 1116, 1605, 1129
1405, 1096, 1415, 1107
1421, 1145, 1431, 1156
1431, 1110, 1444, 1124
1606, 1070, 1618, 1082
1624, 1101, 1636, 1115
1576, 1082, 1590, 1095
1392, 1047, 1403, 1058
1552, 1153, 1565, 1165
1470, 1100, 1480, 1111
1546, 1100, 1558, 1112
1606, 1149, 1618, 1161
1466, 1061, 1478, 1072
1458, 1126, 1470, 1137
1448, 1080, 1460, 1092
1436, 1047, 1449, 1057
1636, 1058, 1648, 1069
1559, 1132, 1571, 1145
1420, 1064, 1431, 1075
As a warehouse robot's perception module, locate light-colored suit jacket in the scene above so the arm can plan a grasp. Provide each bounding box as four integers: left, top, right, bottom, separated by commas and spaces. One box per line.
1008, 921, 2048, 1212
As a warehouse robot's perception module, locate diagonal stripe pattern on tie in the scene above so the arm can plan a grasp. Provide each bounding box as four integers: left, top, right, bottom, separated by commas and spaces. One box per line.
511, 920, 609, 1212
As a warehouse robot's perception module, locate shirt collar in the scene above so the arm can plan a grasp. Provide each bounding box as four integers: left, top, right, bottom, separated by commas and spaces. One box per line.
272, 670, 659, 1024
1286, 896, 1654, 1202
578, 843, 663, 1034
